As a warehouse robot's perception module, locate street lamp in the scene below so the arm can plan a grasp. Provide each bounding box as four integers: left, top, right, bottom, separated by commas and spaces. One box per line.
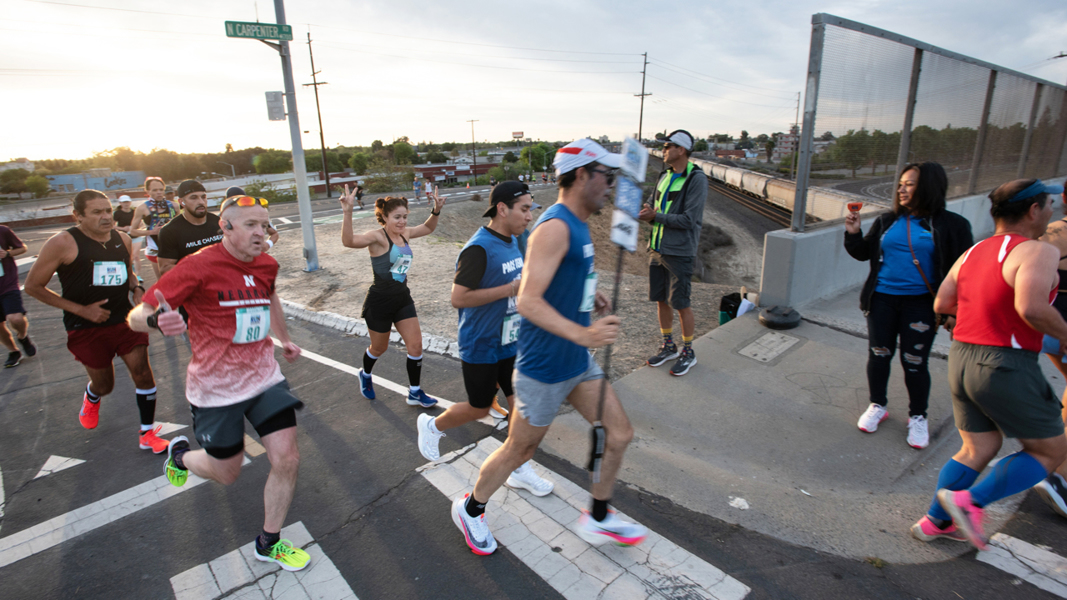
217, 162, 235, 178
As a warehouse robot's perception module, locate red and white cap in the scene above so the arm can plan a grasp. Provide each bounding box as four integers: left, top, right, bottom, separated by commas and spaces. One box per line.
552, 138, 622, 177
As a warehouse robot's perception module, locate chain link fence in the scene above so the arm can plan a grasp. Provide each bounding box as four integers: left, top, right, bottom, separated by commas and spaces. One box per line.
791, 14, 1067, 231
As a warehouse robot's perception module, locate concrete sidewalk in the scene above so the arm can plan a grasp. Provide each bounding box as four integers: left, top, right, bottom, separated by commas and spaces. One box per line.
536, 308, 1047, 565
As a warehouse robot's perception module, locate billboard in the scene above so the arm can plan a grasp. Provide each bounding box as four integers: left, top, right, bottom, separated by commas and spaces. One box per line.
512, 132, 524, 139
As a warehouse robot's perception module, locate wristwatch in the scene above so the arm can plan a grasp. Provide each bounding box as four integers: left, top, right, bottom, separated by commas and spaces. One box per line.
146, 307, 164, 330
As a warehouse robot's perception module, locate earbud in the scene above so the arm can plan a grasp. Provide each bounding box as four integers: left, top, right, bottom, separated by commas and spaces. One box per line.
224, 222, 233, 230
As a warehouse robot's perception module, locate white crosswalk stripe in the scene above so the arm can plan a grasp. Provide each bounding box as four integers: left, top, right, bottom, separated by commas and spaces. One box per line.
978, 533, 1067, 598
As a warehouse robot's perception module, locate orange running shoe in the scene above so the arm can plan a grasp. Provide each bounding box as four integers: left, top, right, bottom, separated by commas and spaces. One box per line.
79, 394, 100, 429
139, 425, 170, 454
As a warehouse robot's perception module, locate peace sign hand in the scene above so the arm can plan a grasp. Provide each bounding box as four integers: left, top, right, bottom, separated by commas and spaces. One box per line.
430, 186, 446, 214
339, 185, 357, 212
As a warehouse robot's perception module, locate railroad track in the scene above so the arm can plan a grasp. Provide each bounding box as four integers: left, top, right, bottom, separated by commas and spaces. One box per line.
708, 179, 796, 228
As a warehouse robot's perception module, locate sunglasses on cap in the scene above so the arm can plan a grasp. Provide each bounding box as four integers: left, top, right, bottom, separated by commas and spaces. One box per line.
220, 196, 269, 213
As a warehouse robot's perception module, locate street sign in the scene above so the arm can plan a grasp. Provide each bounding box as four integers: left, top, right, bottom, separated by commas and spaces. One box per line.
225, 20, 293, 41
265, 91, 286, 121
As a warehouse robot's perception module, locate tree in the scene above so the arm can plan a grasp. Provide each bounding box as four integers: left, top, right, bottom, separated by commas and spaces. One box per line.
765, 140, 776, 162
25, 175, 51, 198
0, 169, 30, 197
503, 151, 518, 163
304, 150, 343, 173
755, 133, 769, 145
832, 129, 872, 177
737, 130, 753, 150
439, 142, 457, 152
693, 139, 709, 152
819, 131, 836, 142
392, 141, 415, 165
370, 140, 384, 153
520, 146, 546, 171
426, 151, 448, 164
349, 152, 370, 175
254, 150, 292, 174
225, 143, 234, 153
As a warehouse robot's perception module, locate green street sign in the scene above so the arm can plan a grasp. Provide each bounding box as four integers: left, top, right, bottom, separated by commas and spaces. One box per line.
224, 20, 293, 42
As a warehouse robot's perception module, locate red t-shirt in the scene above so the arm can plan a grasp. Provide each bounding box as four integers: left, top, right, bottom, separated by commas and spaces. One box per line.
145, 243, 283, 407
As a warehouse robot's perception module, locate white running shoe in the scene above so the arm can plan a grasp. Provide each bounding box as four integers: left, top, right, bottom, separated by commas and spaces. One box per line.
451, 494, 497, 555
575, 509, 648, 546
857, 403, 888, 433
505, 461, 554, 496
416, 413, 445, 461
488, 402, 509, 420
907, 415, 929, 449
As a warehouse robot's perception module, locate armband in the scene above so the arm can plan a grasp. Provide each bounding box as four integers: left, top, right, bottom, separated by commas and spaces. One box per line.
267, 239, 274, 249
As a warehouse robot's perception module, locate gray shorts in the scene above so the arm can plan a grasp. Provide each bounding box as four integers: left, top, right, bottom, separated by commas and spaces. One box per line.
649, 251, 693, 310
513, 353, 604, 427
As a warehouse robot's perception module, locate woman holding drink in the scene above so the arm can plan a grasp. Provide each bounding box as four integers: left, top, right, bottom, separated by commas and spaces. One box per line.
844, 162, 973, 449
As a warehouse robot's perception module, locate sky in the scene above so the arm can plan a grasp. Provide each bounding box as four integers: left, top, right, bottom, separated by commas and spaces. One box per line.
2, 0, 1066, 161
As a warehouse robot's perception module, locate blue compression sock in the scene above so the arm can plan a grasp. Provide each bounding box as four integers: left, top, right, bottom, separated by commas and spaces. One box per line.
969, 452, 1048, 508
928, 459, 980, 522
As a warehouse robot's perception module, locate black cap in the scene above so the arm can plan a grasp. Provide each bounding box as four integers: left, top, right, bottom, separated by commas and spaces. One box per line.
484, 181, 531, 218
176, 179, 206, 198
225, 186, 246, 198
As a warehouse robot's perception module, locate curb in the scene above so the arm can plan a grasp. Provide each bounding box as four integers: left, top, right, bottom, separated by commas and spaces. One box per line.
279, 299, 461, 359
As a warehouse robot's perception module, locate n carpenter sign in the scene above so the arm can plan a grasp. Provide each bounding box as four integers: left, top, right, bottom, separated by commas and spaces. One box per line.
225, 21, 294, 41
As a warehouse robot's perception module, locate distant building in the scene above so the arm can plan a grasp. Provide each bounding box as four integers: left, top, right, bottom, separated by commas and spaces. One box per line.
715, 150, 746, 159
0, 159, 34, 173
773, 125, 800, 162
46, 170, 146, 193
414, 161, 499, 184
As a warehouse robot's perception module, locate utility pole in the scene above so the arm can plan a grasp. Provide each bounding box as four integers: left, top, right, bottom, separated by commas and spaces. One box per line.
790, 91, 800, 181
635, 53, 651, 143
467, 119, 479, 185
303, 32, 331, 198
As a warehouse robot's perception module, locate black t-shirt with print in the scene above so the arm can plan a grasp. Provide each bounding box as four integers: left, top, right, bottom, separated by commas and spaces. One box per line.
158, 213, 223, 262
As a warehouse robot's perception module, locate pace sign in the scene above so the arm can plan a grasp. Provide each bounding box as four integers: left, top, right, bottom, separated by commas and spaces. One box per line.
225, 20, 294, 41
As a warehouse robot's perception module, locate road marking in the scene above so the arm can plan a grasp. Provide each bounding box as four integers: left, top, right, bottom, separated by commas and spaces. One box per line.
157, 421, 189, 436
421, 437, 751, 600
0, 462, 4, 537
170, 521, 358, 600
977, 533, 1067, 598
276, 217, 292, 224
33, 455, 85, 480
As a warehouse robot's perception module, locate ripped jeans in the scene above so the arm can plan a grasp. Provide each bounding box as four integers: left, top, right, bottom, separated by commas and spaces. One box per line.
866, 292, 938, 417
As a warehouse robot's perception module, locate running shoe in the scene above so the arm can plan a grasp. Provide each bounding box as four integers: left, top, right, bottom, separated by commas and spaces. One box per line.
451, 494, 497, 555
139, 425, 170, 454
254, 539, 312, 572
907, 415, 929, 449
407, 388, 438, 408
937, 489, 987, 550
647, 343, 679, 367
505, 461, 554, 496
4, 351, 20, 368
1034, 473, 1067, 519
358, 369, 376, 400
17, 336, 36, 357
909, 516, 967, 542
164, 435, 190, 487
576, 509, 648, 546
857, 403, 888, 433
416, 413, 445, 461
488, 399, 509, 420
669, 350, 697, 376
79, 394, 100, 429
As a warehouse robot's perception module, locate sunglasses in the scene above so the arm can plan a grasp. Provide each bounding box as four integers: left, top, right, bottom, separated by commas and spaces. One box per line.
220, 195, 269, 213
587, 166, 617, 184
663, 142, 680, 150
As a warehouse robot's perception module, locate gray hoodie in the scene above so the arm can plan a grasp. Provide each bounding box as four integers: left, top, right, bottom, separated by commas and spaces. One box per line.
648, 162, 708, 257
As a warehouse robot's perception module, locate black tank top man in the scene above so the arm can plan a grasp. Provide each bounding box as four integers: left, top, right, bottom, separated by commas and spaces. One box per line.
57, 227, 133, 331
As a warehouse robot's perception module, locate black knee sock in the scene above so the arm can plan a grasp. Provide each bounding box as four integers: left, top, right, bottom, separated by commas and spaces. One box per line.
256, 530, 281, 554
592, 498, 610, 521
407, 354, 422, 388
85, 382, 100, 403
363, 349, 378, 374
465, 494, 486, 518
135, 387, 156, 430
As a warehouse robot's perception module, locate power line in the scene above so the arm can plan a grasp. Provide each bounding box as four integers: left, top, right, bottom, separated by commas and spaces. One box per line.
305, 37, 636, 64
646, 74, 797, 108
651, 57, 798, 94
647, 61, 796, 100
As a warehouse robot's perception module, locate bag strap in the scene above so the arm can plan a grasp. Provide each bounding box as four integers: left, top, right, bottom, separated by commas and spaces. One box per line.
905, 216, 937, 297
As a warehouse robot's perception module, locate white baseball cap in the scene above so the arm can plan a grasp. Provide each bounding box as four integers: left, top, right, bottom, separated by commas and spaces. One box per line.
553, 138, 622, 177
663, 129, 694, 152
117, 195, 132, 203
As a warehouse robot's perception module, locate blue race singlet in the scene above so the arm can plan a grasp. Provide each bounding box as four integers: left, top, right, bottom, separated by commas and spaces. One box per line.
457, 227, 523, 364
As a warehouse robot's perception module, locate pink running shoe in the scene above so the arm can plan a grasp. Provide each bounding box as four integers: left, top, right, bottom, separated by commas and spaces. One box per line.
937, 489, 987, 550
79, 394, 100, 429
909, 516, 967, 542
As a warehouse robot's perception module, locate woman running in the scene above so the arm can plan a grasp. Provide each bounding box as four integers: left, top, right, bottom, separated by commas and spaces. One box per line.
339, 184, 445, 407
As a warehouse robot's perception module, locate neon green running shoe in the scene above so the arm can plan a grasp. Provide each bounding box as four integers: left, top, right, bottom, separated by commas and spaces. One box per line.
254, 539, 312, 571
164, 435, 190, 487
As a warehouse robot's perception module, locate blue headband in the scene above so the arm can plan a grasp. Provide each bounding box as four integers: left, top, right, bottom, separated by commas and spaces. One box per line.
1007, 179, 1064, 203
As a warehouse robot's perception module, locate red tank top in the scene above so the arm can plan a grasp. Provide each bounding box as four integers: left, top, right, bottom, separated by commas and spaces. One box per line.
953, 234, 1057, 352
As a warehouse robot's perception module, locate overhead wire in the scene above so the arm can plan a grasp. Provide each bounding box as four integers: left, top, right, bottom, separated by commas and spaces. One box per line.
647, 61, 796, 100
646, 74, 796, 108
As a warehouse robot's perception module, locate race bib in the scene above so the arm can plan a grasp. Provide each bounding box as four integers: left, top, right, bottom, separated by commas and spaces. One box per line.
390, 254, 412, 276
233, 305, 270, 344
93, 261, 127, 287
501, 313, 521, 346
578, 272, 598, 313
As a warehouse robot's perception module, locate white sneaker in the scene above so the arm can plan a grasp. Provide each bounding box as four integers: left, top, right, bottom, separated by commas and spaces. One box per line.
488, 404, 509, 420
575, 509, 647, 546
416, 414, 445, 461
907, 415, 929, 449
857, 403, 888, 433
451, 494, 497, 555
505, 461, 554, 496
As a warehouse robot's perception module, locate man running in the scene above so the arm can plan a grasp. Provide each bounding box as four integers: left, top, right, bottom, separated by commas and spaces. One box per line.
130, 177, 179, 280
157, 180, 222, 275
452, 139, 647, 555
113, 195, 142, 282
0, 224, 36, 367
910, 178, 1067, 549
24, 190, 169, 453
129, 194, 310, 571
416, 181, 552, 495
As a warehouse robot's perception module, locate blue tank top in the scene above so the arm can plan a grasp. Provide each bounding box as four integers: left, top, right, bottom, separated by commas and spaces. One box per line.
369, 229, 412, 295
516, 204, 596, 383
457, 227, 524, 364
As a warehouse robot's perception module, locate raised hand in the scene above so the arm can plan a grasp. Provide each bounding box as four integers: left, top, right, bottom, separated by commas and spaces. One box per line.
153, 290, 187, 336
339, 184, 357, 211
431, 186, 447, 213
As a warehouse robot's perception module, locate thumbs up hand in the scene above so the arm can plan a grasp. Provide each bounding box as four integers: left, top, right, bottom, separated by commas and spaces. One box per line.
154, 290, 187, 336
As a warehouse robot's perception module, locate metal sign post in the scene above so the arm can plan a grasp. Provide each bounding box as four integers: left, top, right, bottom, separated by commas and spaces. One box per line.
225, 2, 319, 272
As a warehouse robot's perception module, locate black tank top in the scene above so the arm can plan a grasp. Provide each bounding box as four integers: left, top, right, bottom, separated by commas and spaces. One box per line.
57, 227, 133, 331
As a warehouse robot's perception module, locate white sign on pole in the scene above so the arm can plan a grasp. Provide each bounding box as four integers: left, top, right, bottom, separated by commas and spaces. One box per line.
609, 137, 647, 252
265, 92, 285, 121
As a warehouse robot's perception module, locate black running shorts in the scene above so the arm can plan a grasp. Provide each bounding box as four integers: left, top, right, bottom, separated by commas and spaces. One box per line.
362, 288, 417, 333
190, 380, 303, 459
462, 356, 515, 409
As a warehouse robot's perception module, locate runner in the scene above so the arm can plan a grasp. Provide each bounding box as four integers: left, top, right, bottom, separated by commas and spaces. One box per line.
415, 181, 552, 495
413, 177, 421, 200
424, 179, 433, 200
24, 189, 169, 453
355, 183, 365, 210
0, 224, 36, 367
130, 177, 179, 280
128, 194, 310, 572
113, 195, 141, 282
157, 180, 222, 275
910, 178, 1067, 549
226, 186, 279, 248
451, 139, 647, 555
338, 185, 445, 408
